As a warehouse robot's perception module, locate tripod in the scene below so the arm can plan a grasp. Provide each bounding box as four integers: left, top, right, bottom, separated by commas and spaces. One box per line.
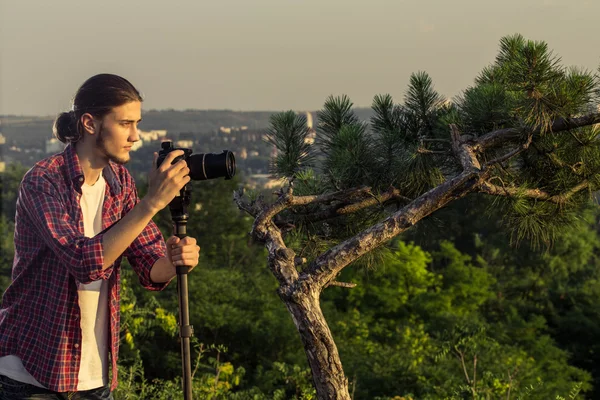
168, 185, 194, 400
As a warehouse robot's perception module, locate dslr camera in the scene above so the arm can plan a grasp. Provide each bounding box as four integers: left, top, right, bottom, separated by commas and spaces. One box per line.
156, 141, 236, 181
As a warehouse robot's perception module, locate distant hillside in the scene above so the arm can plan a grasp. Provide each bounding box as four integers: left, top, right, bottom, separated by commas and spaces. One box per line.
0, 107, 375, 148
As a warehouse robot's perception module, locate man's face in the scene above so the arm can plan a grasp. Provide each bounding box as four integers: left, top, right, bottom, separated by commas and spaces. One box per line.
95, 101, 142, 165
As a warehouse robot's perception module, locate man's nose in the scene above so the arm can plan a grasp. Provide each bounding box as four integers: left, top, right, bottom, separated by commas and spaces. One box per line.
130, 126, 140, 142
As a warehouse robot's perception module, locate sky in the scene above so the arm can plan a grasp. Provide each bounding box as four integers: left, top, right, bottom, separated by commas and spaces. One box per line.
1, 0, 599, 117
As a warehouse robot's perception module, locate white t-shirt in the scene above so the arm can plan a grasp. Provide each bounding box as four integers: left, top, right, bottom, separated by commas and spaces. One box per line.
76, 174, 109, 390
0, 174, 110, 390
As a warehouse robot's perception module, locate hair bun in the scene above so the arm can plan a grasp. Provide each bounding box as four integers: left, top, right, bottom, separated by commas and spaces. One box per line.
53, 111, 79, 144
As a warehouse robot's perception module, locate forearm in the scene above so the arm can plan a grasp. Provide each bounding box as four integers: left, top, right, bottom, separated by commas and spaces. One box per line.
102, 198, 158, 269
150, 256, 176, 283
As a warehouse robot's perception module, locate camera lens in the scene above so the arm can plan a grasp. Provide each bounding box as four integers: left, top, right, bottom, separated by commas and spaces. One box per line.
188, 151, 236, 181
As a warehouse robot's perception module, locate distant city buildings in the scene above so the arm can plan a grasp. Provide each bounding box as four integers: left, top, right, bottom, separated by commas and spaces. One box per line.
3, 121, 288, 189
0, 133, 5, 173
304, 112, 316, 145
175, 140, 194, 149
42, 129, 168, 155
45, 138, 64, 154
139, 130, 167, 142
246, 174, 286, 190
0, 133, 4, 173
219, 126, 248, 134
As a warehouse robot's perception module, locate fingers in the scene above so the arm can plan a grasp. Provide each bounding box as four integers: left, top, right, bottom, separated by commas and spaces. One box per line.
180, 236, 196, 246
174, 245, 200, 254
166, 236, 181, 246
169, 237, 200, 255
167, 236, 197, 248
170, 238, 200, 267
162, 149, 185, 168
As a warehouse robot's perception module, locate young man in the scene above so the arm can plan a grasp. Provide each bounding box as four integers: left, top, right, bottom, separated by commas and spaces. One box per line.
0, 74, 200, 399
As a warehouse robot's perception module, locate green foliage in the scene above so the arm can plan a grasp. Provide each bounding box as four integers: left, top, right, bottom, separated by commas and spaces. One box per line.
316, 94, 362, 156
0, 162, 27, 222
264, 111, 315, 180
404, 71, 446, 138
0, 164, 25, 295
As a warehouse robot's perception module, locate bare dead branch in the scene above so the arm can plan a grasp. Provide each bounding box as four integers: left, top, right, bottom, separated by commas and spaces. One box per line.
478, 180, 590, 204
417, 147, 449, 155
326, 281, 357, 289
473, 354, 477, 394
454, 347, 471, 385
292, 187, 410, 222
233, 189, 261, 217
290, 186, 373, 206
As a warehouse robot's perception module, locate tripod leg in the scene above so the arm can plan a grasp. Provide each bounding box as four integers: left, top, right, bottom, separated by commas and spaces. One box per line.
177, 269, 193, 400
173, 218, 194, 400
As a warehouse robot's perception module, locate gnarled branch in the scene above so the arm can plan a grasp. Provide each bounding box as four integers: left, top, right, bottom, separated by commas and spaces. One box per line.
475, 112, 600, 151
303, 169, 483, 289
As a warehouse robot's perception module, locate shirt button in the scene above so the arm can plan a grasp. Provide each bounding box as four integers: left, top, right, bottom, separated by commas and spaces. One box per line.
74, 343, 79, 348
79, 177, 83, 182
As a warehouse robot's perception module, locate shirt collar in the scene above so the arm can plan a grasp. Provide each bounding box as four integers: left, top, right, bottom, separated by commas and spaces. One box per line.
63, 142, 122, 195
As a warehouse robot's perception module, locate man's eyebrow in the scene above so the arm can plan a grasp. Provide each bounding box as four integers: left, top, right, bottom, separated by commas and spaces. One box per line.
118, 118, 142, 123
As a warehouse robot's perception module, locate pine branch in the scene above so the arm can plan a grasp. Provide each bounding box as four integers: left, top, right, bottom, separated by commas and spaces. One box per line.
475, 112, 600, 150
482, 133, 533, 168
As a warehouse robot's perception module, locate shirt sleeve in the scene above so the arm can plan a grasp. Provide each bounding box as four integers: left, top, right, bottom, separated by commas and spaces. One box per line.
122, 175, 173, 291
19, 175, 112, 284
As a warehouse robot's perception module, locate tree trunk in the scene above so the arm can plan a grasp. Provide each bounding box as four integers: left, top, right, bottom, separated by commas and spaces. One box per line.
280, 283, 350, 400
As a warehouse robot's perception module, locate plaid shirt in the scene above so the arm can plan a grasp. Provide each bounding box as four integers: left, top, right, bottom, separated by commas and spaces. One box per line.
0, 143, 171, 392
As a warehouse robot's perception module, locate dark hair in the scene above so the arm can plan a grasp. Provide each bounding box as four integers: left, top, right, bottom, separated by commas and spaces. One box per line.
53, 74, 143, 144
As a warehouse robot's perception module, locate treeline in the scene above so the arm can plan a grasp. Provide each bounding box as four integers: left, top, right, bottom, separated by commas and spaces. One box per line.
2, 162, 600, 399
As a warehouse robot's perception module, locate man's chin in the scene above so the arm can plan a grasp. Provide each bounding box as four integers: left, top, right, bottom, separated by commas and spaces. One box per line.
108, 154, 130, 165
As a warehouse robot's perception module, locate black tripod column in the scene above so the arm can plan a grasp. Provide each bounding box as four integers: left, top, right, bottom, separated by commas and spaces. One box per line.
174, 219, 193, 400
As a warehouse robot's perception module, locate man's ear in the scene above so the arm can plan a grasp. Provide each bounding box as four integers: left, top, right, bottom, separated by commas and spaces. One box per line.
80, 113, 97, 135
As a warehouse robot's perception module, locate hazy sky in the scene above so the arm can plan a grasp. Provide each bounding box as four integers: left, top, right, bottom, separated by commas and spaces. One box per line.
1, 0, 599, 116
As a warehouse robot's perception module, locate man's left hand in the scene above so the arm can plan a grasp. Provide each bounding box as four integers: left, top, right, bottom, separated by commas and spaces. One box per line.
166, 236, 200, 271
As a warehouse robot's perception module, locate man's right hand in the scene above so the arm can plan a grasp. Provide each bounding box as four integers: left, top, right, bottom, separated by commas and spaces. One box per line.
143, 149, 191, 213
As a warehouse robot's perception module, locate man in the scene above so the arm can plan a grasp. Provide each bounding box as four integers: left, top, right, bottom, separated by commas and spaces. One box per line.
0, 74, 200, 399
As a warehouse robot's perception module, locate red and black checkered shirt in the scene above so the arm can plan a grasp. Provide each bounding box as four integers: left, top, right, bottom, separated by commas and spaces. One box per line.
0, 143, 171, 392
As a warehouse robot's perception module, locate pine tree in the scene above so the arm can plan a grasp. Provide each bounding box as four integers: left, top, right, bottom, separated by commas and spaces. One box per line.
235, 34, 600, 399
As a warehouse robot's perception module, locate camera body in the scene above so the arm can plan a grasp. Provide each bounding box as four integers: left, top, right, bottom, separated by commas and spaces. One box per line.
157, 141, 236, 181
